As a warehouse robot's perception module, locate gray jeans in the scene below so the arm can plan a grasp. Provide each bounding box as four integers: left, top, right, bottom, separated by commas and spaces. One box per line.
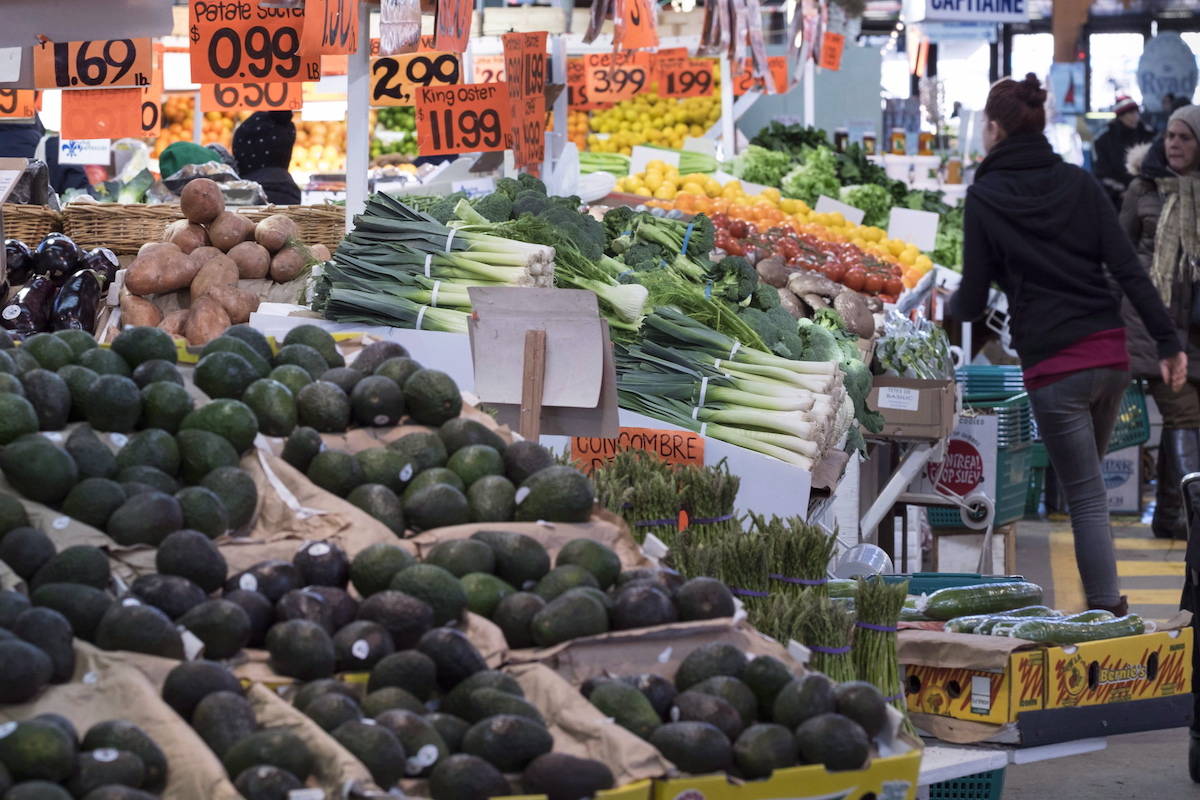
1027, 367, 1130, 607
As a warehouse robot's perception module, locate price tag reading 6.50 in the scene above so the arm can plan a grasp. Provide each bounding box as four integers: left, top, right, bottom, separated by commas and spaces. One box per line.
33, 39, 153, 89
371, 52, 461, 107
415, 83, 512, 156
189, 0, 320, 84
201, 82, 302, 112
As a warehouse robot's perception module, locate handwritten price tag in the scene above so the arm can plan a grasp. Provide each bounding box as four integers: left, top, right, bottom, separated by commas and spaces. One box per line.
201, 81, 302, 112
660, 57, 714, 98
473, 53, 505, 84
60, 88, 145, 141
33, 38, 153, 90
567, 57, 606, 111
301, 0, 359, 56
503, 32, 548, 170
189, 0, 320, 85
0, 90, 41, 119
733, 56, 788, 95
371, 52, 461, 107
819, 32, 845, 71
434, 0, 472, 53
584, 51, 650, 105
614, 0, 658, 50
415, 83, 512, 156
139, 43, 165, 139
369, 36, 435, 56
571, 427, 704, 473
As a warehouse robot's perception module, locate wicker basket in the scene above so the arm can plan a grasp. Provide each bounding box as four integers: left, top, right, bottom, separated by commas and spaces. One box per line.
3, 203, 63, 245
240, 204, 346, 251
63, 204, 182, 255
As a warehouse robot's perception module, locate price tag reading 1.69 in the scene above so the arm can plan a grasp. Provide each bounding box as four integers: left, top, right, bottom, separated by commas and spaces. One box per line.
189, 0, 320, 84
33, 39, 153, 89
371, 52, 461, 108
0, 90, 41, 119
415, 83, 512, 156
201, 82, 302, 112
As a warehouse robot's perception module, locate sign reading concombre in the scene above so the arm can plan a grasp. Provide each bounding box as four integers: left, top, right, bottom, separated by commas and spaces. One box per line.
571, 426, 705, 473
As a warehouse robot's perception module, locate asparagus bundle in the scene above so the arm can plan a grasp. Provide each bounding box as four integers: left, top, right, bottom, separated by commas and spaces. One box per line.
854, 577, 909, 717
675, 460, 741, 542
590, 450, 680, 543
749, 514, 839, 599
795, 590, 857, 683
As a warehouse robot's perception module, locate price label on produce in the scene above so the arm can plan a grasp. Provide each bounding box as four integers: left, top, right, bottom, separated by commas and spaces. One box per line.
650, 47, 686, 84
473, 53, 505, 84
434, 0, 472, 53
660, 57, 714, 98
60, 87, 145, 141
139, 43, 165, 139
188, 0, 320, 85
300, 0, 359, 56
614, 0, 659, 50
584, 51, 650, 105
503, 31, 548, 169
200, 81, 302, 112
819, 32, 845, 71
0, 89, 41, 119
33, 38, 153, 90
414, 82, 512, 156
571, 427, 704, 473
371, 52, 461, 107
733, 56, 788, 95
567, 57, 605, 111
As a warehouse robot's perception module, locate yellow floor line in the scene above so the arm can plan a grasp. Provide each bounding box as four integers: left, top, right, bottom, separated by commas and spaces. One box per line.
1115, 560, 1186, 576
1049, 532, 1086, 612
1112, 537, 1187, 551
1123, 588, 1183, 605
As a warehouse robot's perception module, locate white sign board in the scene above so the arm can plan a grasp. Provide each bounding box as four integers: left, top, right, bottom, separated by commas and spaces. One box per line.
629, 145, 679, 177
814, 195, 866, 226
0, 48, 21, 83
888, 207, 940, 251
906, 0, 1028, 24
1103, 446, 1140, 514
59, 139, 112, 166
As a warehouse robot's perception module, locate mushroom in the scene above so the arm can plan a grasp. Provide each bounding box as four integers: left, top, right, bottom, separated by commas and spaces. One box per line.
756, 256, 789, 288
834, 290, 876, 339
777, 288, 807, 319
787, 269, 841, 299
801, 293, 830, 311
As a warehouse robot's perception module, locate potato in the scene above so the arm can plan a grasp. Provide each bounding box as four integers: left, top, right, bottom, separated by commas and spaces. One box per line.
756, 256, 789, 288
254, 214, 298, 253
125, 247, 199, 295
208, 211, 255, 251
309, 243, 331, 262
208, 285, 261, 325
269, 246, 306, 283
164, 219, 209, 254
190, 254, 239, 300
157, 309, 190, 336
183, 296, 231, 346
180, 177, 225, 225
137, 241, 177, 260
120, 294, 163, 328
227, 241, 271, 280
189, 245, 223, 270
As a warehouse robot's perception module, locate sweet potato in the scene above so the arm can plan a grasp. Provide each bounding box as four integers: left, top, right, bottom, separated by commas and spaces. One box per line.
227, 241, 271, 279
157, 309, 190, 336
254, 214, 298, 252
208, 211, 255, 251
125, 246, 199, 296
269, 246, 306, 283
180, 178, 224, 225
164, 219, 209, 254
120, 293, 163, 328
189, 246, 223, 270
208, 285, 261, 325
183, 296, 231, 346
190, 254, 239, 300
309, 244, 332, 262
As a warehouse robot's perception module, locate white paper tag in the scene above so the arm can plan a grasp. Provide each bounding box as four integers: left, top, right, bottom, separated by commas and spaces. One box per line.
93, 749, 120, 763
405, 742, 439, 774
108, 432, 128, 448
287, 790, 326, 800
239, 573, 259, 592
179, 628, 205, 660
42, 431, 64, 442
877, 386, 921, 412
121, 597, 141, 607
361, 718, 377, 725
0, 722, 15, 738
307, 543, 331, 557
787, 639, 812, 665
970, 675, 992, 715
52, 516, 70, 530
60, 138, 115, 166
399, 463, 415, 482
0, 47, 21, 83
514, 487, 531, 504
351, 640, 370, 660
82, 671, 98, 684
1, 306, 19, 321
669, 705, 681, 721
657, 646, 673, 664
641, 533, 670, 562
373, 415, 390, 426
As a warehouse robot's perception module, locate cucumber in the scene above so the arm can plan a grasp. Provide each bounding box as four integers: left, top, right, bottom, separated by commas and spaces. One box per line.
944, 615, 988, 633
1002, 605, 1060, 618
999, 614, 1145, 645
828, 579, 857, 598
920, 581, 1045, 620
1064, 609, 1116, 623
973, 615, 1061, 635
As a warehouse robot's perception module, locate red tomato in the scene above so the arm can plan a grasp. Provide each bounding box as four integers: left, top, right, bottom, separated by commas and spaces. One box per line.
723, 239, 745, 256
864, 274, 885, 294
843, 268, 866, 291
824, 261, 847, 282
728, 220, 749, 239
885, 277, 903, 296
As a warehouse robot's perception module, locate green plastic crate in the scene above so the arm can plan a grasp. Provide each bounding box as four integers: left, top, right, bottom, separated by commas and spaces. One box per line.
928, 768, 1006, 800
929, 442, 1032, 529
882, 573, 1026, 595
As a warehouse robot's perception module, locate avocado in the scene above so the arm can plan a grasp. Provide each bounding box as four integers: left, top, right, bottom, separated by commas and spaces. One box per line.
275, 343, 333, 387
85, 375, 142, 433
63, 426, 115, 480
353, 341, 409, 375
241, 379, 297, 437
29, 583, 112, 642
424, 541, 493, 580
689, 676, 757, 729
403, 484, 470, 532
675, 577, 735, 622
374, 710, 448, 776
20, 370, 70, 430
114, 465, 178, 495
742, 656, 793, 720
352, 448, 408, 494
0, 527, 55, 580
0, 372, 22, 397
280, 426, 323, 473
194, 351, 259, 400
653, 721, 733, 774
462, 714, 552, 773
180, 399, 259, 454
200, 336, 271, 378
282, 325, 341, 368
66, 749, 146, 797
794, 713, 869, 771
734, 724, 797, 779
675, 643, 747, 691
268, 364, 313, 397
429, 753, 509, 800
57, 364, 99, 420
534, 565, 599, 602
523, 753, 615, 800
0, 590, 31, 627
416, 627, 487, 691
305, 586, 358, 631
225, 560, 301, 603
446, 445, 504, 488
305, 691, 363, 733
9, 348, 41, 375
293, 540, 349, 588
347, 484, 405, 534
530, 590, 608, 648
368, 650, 438, 699
0, 641, 52, 703
174, 487, 230, 540
0, 438, 78, 505
28, 715, 75, 750
460, 573, 515, 619
439, 670, 523, 720
94, 602, 184, 660
139, 382, 194, 434
79, 721, 166, 791
672, 690, 743, 741
401, 468, 466, 501
403, 369, 462, 426
330, 720, 405, 788
387, 430, 448, 473
113, 429, 180, 476
296, 381, 351, 433
273, 588, 335, 634
221, 589, 273, 647
554, 539, 620, 590
619, 674, 676, 721
21, 333, 75, 371
106, 491, 183, 547
111, 327, 176, 368
350, 376, 405, 427
199, 467, 258, 530
491, 592, 545, 649
0, 494, 28, 535
0, 720, 77, 782
470, 530, 551, 588
833, 681, 888, 739
373, 357, 423, 390
51, 329, 96, 359
233, 765, 303, 800
464, 476, 515, 523
772, 674, 836, 730
425, 714, 469, 754
223, 324, 274, 362
438, 417, 507, 456
130, 359, 183, 388
6, 780, 71, 799
292, 678, 359, 714
332, 620, 395, 672
502, 441, 555, 485
514, 465, 593, 523
178, 600, 251, 659
176, 429, 240, 488
76, 348, 131, 377
463, 688, 543, 725
30, 544, 110, 591
130, 574, 206, 620
305, 448, 364, 498
221, 728, 313, 783
357, 591, 433, 650
321, 367, 365, 396
612, 582, 677, 631
389, 565, 466, 626
349, 543, 415, 598
162, 659, 243, 719
362, 686, 425, 718
589, 679, 661, 739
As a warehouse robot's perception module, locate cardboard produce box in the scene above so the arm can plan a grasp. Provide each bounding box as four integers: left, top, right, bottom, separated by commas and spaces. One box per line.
867, 377, 957, 441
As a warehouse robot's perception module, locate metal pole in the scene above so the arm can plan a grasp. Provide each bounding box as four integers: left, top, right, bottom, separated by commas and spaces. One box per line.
551, 33, 568, 163
344, 1, 372, 231
719, 56, 735, 157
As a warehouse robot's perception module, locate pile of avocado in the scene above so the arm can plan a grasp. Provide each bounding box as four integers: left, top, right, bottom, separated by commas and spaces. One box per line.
160, 658, 319, 800
0, 714, 168, 800
583, 642, 890, 778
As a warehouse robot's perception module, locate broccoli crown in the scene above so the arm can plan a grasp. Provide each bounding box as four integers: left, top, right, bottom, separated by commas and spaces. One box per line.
738, 306, 803, 359
709, 255, 757, 303
623, 241, 671, 271
604, 206, 637, 243
540, 204, 606, 261
796, 317, 842, 362
471, 192, 514, 223
841, 358, 884, 433
495, 177, 521, 201
681, 214, 715, 257
751, 282, 780, 311
517, 172, 547, 194
512, 189, 549, 218
422, 191, 467, 224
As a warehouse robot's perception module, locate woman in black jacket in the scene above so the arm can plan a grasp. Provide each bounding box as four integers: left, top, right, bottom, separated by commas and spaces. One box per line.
950, 74, 1186, 615
233, 111, 302, 205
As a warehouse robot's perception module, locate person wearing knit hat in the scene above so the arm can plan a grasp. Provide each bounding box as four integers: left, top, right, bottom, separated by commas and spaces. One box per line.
1093, 93, 1155, 208
232, 111, 301, 205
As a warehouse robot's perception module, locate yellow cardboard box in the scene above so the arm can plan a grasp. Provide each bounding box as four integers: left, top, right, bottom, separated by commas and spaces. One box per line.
904, 649, 1045, 724
1044, 626, 1193, 709
506, 779, 654, 800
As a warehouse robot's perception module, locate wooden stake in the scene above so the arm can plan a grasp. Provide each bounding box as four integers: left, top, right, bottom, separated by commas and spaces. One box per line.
519, 328, 547, 441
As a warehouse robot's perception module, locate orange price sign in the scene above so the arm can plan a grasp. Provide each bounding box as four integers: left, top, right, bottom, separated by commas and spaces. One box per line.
434, 0, 472, 53
139, 44, 165, 139
570, 427, 705, 474
188, 0, 320, 85
614, 0, 659, 50
60, 88, 145, 141
733, 56, 788, 95
660, 57, 714, 98
370, 52, 462, 107
300, 0, 359, 56
33, 38, 153, 90
414, 83, 512, 156
0, 90, 41, 119
819, 32, 846, 71
650, 46, 687, 84
567, 57, 607, 111
200, 81, 303, 112
583, 51, 650, 105
473, 53, 505, 84
503, 32, 548, 169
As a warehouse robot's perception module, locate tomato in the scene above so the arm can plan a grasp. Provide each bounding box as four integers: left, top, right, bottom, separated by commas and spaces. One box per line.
864, 274, 885, 294
728, 220, 748, 239
885, 277, 903, 296
824, 261, 847, 282
723, 239, 745, 256
842, 268, 866, 292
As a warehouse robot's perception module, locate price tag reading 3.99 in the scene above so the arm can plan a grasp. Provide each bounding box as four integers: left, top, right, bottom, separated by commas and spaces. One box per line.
584, 51, 648, 104
189, 0, 320, 84
415, 83, 512, 156
371, 53, 461, 107
33, 39, 153, 90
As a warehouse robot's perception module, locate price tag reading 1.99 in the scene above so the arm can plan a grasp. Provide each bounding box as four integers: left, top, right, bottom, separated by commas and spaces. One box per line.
371, 52, 461, 107
201, 82, 302, 112
189, 0, 320, 84
415, 83, 512, 156
33, 39, 153, 90
662, 59, 714, 98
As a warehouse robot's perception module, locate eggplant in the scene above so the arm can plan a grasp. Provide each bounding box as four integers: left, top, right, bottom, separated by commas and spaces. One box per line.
33, 234, 82, 287
4, 239, 33, 284
51, 269, 105, 332
1, 275, 55, 336
82, 247, 120, 285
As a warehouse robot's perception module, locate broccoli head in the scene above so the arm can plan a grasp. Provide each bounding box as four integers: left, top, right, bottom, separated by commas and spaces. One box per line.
623, 241, 670, 271
738, 306, 803, 359
424, 192, 468, 224
470, 192, 513, 223
604, 206, 637, 243
841, 358, 884, 433
517, 172, 547, 194
495, 177, 521, 201
796, 318, 842, 362
511, 189, 549, 218
751, 282, 781, 311
681, 214, 715, 258
709, 256, 758, 304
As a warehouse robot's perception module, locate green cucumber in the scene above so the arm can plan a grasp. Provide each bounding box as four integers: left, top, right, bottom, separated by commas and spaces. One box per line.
944, 615, 988, 633
973, 615, 1062, 635
920, 581, 1045, 620
999, 614, 1145, 645
1064, 609, 1116, 623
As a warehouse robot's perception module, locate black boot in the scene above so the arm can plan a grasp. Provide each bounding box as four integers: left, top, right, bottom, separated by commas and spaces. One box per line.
1191, 730, 1200, 783
1171, 430, 1200, 540
1154, 429, 1197, 539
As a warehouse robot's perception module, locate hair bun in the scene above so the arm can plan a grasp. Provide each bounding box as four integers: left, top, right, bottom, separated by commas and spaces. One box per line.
1018, 73, 1047, 107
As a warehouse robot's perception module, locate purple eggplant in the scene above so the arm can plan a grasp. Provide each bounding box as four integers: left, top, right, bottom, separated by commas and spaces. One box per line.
1, 275, 55, 336
82, 247, 120, 285
51, 269, 105, 332
33, 234, 82, 287
4, 239, 33, 285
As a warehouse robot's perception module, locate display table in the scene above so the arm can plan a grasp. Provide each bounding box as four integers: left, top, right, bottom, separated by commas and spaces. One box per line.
918, 739, 1108, 799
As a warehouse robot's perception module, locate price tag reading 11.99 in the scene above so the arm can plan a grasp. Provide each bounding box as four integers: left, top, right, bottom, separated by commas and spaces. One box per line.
189, 0, 320, 84
415, 83, 512, 156
371, 52, 461, 107
33, 39, 153, 89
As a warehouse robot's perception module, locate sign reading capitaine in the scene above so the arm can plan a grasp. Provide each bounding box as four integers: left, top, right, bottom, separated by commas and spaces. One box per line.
910, 0, 1028, 24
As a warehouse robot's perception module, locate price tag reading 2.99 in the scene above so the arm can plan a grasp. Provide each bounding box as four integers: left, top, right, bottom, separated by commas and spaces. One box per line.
371, 52, 461, 107
415, 83, 512, 156
189, 0, 320, 84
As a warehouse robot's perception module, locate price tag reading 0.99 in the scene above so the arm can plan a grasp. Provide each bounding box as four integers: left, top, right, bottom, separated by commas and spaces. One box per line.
584, 52, 648, 104
0, 90, 41, 119
201, 82, 302, 112
371, 52, 461, 107
33, 39, 153, 90
661, 59, 714, 98
415, 83, 512, 156
189, 1, 320, 84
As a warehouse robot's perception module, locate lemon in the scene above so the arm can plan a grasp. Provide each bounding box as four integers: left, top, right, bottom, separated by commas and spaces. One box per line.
654, 184, 677, 200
